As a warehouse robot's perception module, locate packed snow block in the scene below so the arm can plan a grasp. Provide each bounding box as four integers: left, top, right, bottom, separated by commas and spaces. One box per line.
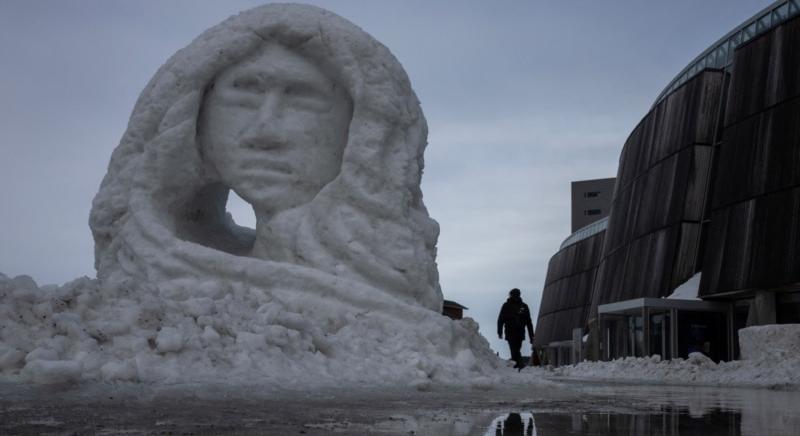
1, 4, 502, 386
738, 324, 800, 361
534, 231, 604, 347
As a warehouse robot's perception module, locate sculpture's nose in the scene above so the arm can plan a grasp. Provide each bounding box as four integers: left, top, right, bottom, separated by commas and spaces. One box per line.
240, 92, 285, 149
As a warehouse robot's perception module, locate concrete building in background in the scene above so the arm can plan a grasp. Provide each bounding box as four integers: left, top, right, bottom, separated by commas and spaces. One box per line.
571, 178, 615, 232
535, 0, 800, 366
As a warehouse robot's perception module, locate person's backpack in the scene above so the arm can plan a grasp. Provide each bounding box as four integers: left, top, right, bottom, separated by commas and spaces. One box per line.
517, 305, 529, 325
508, 304, 528, 330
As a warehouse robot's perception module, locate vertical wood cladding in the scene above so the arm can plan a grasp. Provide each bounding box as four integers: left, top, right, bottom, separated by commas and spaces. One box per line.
701, 16, 800, 297
590, 71, 723, 315
534, 231, 605, 347
536, 14, 800, 342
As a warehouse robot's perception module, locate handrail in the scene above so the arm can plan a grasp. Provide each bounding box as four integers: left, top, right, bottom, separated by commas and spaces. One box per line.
559, 216, 609, 250
652, 0, 799, 108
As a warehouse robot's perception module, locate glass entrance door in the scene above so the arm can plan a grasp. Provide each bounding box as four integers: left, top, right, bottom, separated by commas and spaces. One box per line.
649, 312, 671, 360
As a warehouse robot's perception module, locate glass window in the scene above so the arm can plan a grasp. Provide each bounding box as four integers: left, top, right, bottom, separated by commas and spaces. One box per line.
757, 13, 771, 32
791, 0, 799, 16
703, 52, 715, 68
730, 30, 742, 46
727, 31, 742, 57
628, 315, 644, 357
743, 22, 757, 42
727, 38, 738, 58
649, 313, 671, 360
715, 45, 728, 66
775, 4, 789, 21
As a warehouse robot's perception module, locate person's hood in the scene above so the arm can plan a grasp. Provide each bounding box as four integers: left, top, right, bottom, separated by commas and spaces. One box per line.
507, 295, 523, 304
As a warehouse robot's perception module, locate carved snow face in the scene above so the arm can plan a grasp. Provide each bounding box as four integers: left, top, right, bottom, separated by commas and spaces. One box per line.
199, 42, 352, 214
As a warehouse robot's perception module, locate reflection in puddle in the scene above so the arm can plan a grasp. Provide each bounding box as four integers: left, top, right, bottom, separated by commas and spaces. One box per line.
487, 408, 744, 436
488, 412, 534, 435
2, 383, 799, 435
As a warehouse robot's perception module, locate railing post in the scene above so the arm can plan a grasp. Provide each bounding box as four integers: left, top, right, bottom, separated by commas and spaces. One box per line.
670, 308, 679, 359
642, 306, 650, 357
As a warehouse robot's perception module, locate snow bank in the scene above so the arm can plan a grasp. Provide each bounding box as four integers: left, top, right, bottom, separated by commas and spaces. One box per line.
0, 273, 501, 387
545, 325, 800, 389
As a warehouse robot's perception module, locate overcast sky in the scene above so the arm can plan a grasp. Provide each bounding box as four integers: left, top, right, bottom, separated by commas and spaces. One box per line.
0, 0, 773, 356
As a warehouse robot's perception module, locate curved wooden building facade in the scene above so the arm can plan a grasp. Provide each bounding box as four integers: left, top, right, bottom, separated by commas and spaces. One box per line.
534, 2, 800, 362
534, 228, 605, 349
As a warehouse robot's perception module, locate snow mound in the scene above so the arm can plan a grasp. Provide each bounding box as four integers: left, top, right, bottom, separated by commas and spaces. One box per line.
0, 4, 502, 387
546, 326, 800, 389
0, 274, 501, 386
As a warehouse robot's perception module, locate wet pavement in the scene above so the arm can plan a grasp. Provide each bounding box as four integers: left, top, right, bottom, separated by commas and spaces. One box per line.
1, 380, 799, 435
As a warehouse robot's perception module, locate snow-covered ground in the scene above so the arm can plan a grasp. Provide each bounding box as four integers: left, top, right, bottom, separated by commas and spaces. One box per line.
543, 351, 800, 389
3, 271, 800, 391
540, 325, 800, 390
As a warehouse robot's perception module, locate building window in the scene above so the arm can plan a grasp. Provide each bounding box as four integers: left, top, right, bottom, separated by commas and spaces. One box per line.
584, 191, 600, 198
585, 209, 602, 216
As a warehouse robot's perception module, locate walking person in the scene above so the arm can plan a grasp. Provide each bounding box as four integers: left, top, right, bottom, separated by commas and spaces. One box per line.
497, 288, 534, 370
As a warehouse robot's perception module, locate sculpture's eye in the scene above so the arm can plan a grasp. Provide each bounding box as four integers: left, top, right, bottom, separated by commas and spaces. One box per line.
231, 75, 263, 93
284, 83, 330, 112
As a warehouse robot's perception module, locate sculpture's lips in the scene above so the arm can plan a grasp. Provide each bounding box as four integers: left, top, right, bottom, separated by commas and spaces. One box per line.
239, 159, 294, 175
238, 170, 296, 183
235, 163, 297, 184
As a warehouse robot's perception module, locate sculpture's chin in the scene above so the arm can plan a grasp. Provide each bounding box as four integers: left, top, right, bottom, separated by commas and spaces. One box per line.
235, 184, 315, 216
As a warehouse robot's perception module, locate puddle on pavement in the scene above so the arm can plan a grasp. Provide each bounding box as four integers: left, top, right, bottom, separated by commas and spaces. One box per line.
487, 408, 743, 435
3, 383, 800, 435
344, 404, 793, 436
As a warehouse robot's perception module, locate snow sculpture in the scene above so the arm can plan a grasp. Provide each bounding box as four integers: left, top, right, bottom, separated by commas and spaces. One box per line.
0, 3, 501, 385
90, 3, 441, 311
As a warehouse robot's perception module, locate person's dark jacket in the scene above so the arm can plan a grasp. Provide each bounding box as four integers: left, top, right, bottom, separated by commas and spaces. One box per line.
497, 295, 534, 341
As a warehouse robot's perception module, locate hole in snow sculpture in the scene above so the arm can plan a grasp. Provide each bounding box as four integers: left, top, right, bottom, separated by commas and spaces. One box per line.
224, 188, 256, 230
69, 4, 500, 385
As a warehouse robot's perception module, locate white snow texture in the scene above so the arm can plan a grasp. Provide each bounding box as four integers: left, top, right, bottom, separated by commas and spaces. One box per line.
547, 325, 800, 389
0, 4, 501, 386
666, 272, 701, 300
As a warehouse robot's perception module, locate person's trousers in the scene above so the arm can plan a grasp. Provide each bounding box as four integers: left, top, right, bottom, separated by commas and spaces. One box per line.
507, 337, 523, 367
